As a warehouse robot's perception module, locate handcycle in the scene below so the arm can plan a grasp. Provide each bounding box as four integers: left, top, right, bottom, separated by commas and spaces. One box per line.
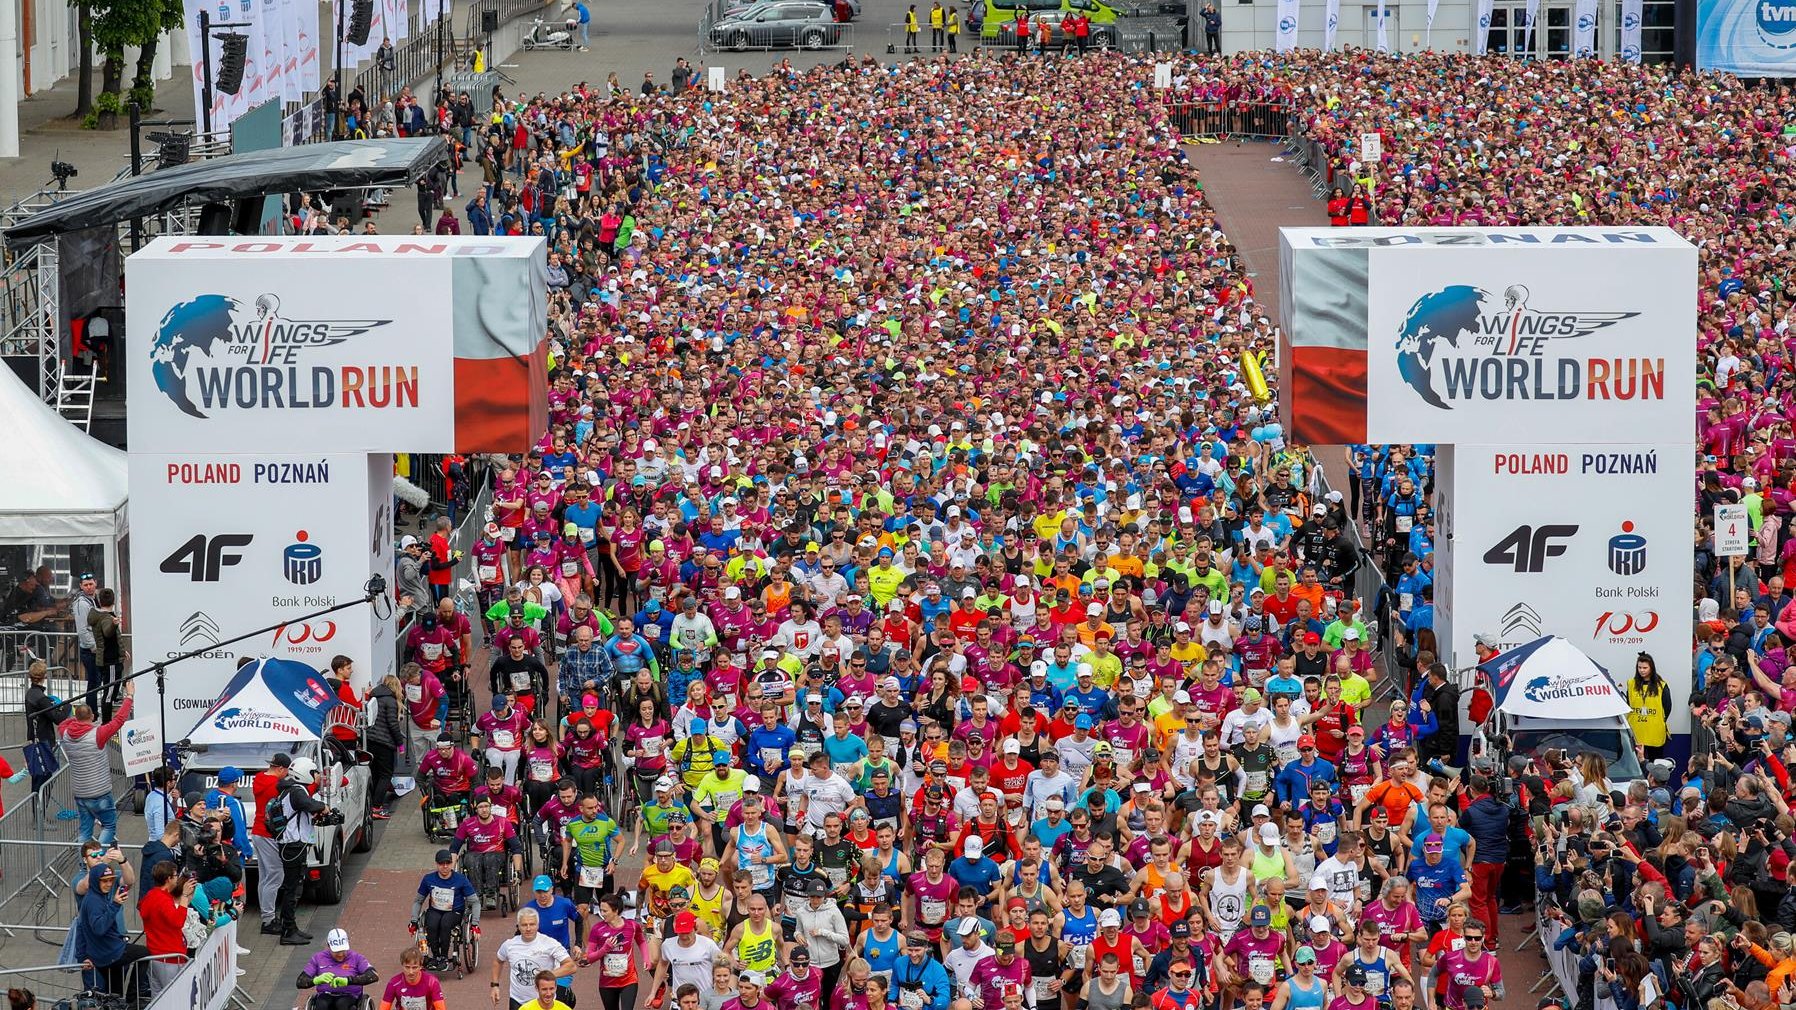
422, 785, 470, 842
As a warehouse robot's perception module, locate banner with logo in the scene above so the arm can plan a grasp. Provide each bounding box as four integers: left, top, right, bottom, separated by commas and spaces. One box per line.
1624, 0, 1646, 62
1275, 0, 1298, 50
126, 236, 548, 454
1522, 0, 1540, 52
1375, 0, 1390, 50
184, 657, 340, 745
1478, 636, 1631, 721
126, 452, 394, 735
1425, 0, 1439, 45
146, 920, 238, 1010
1433, 443, 1692, 732
258, 0, 286, 109
1324, 0, 1340, 49
1276, 227, 1697, 446
1572, 0, 1597, 54
1474, 0, 1494, 52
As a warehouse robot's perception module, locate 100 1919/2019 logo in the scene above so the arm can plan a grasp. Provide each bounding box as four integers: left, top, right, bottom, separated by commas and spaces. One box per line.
1393, 284, 1661, 409
148, 293, 418, 418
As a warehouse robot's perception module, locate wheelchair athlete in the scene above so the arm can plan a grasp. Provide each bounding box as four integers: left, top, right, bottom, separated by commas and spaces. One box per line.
411, 849, 480, 973
449, 794, 523, 910
296, 928, 379, 1010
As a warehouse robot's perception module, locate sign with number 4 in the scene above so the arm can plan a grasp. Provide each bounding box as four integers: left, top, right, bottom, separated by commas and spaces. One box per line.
1716, 503, 1749, 557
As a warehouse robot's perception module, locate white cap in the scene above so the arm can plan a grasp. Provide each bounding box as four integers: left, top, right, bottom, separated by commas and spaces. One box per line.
962, 588, 976, 598
1030, 661, 1049, 678
1098, 909, 1122, 927
724, 586, 742, 599
1309, 914, 1332, 932
1133, 781, 1151, 793
964, 837, 983, 856
399, 534, 419, 549
1173, 690, 1192, 704
743, 776, 762, 792
1196, 810, 1220, 825
957, 918, 979, 935
1251, 803, 1271, 818
1208, 600, 1224, 616
1175, 621, 1192, 633
1344, 628, 1360, 641
740, 971, 767, 987
1309, 876, 1329, 891
327, 928, 350, 952
1260, 823, 1280, 843
1002, 739, 1020, 754
1076, 663, 1094, 679
655, 776, 675, 791
1087, 603, 1104, 616
947, 505, 961, 517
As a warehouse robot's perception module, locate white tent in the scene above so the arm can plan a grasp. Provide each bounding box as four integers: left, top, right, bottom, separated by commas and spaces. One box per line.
0, 366, 126, 544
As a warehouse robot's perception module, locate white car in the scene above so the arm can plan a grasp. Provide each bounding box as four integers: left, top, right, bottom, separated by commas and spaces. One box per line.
179, 735, 373, 905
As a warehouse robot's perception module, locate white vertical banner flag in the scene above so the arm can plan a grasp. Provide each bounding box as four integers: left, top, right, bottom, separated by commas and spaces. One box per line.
232, 0, 266, 119
278, 0, 301, 101
1375, 0, 1390, 51
1572, 0, 1596, 55
1324, 0, 1339, 49
259, 0, 286, 108
1425, 0, 1438, 44
293, 0, 320, 91
1474, 0, 1494, 52
1275, 0, 1298, 50
1522, 0, 1539, 54
1620, 0, 1642, 59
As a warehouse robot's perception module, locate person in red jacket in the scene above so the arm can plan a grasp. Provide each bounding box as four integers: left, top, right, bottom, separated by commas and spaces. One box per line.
251, 753, 291, 934
138, 861, 197, 997
1327, 186, 1350, 226
1348, 185, 1372, 226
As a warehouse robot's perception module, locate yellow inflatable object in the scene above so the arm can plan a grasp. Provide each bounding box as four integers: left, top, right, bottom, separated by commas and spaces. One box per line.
1243, 350, 1271, 405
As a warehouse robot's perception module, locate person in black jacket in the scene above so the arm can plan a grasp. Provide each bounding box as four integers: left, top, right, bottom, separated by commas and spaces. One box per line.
23, 660, 62, 790
1418, 662, 1460, 767
270, 756, 335, 945
365, 674, 406, 820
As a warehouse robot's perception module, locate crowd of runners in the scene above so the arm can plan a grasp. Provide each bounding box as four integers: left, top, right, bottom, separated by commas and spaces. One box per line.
84, 41, 1796, 1010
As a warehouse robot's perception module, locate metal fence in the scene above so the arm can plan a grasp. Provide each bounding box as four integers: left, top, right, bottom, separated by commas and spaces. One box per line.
703, 18, 858, 54
1161, 99, 1295, 141
1285, 117, 1342, 199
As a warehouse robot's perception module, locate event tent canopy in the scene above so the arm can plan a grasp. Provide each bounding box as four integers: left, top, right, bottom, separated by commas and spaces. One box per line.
0, 365, 126, 543
1477, 634, 1630, 721
181, 657, 341, 746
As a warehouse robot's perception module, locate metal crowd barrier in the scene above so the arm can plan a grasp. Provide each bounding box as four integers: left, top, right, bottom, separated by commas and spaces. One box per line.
1284, 117, 1339, 199
703, 21, 857, 53
0, 962, 89, 1008
1161, 100, 1294, 141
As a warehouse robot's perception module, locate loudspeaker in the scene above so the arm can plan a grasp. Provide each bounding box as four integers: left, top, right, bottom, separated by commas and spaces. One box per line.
215, 33, 248, 94
347, 0, 374, 45
481, 9, 499, 32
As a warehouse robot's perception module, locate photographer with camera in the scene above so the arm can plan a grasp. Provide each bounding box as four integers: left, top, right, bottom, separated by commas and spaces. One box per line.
265, 753, 339, 946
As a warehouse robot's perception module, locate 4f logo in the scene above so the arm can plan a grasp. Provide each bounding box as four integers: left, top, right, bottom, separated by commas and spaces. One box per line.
161, 534, 253, 582
1483, 524, 1577, 573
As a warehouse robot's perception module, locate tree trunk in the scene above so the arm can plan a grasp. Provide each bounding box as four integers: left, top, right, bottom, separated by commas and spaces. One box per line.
97, 52, 123, 127
74, 1, 94, 116
131, 34, 159, 109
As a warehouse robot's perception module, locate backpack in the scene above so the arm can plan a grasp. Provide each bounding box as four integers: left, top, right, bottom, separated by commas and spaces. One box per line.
263, 788, 293, 839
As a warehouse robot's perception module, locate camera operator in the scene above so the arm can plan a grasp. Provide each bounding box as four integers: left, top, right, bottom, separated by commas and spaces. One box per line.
268, 755, 338, 945
185, 807, 244, 904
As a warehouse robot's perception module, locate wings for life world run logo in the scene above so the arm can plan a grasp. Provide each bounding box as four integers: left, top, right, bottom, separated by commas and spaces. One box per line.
1521, 667, 1618, 704
1393, 284, 1663, 409
148, 293, 417, 418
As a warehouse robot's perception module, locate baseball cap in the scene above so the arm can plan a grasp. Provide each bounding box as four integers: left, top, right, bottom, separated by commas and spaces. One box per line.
1309, 876, 1329, 892
1174, 689, 1192, 704
1208, 599, 1224, 615
1297, 734, 1317, 749
739, 971, 766, 987
1248, 905, 1272, 927
1295, 946, 1317, 965
1074, 714, 1094, 730
1128, 898, 1150, 917
957, 919, 979, 936
1098, 909, 1122, 927
1196, 810, 1220, 825
435, 849, 455, 864
1260, 823, 1280, 843
674, 911, 698, 934
1309, 914, 1332, 932
1169, 920, 1192, 938
1002, 739, 1020, 754
1303, 632, 1321, 645
743, 775, 762, 792
1240, 688, 1263, 704
964, 837, 984, 857
533, 875, 554, 892
1251, 803, 1271, 818
1344, 966, 1368, 986
327, 928, 350, 952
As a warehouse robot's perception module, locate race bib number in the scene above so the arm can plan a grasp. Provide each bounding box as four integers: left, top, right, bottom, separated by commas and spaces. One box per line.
1069, 945, 1089, 970
900, 990, 925, 1010
644, 625, 662, 640
1245, 771, 1268, 794
824, 866, 849, 887
604, 953, 631, 976
500, 527, 517, 542
1365, 973, 1385, 997
1111, 746, 1133, 768
492, 730, 517, 749
491, 804, 509, 819
405, 684, 423, 703
431, 886, 455, 911
580, 865, 607, 888
642, 736, 665, 757
1276, 743, 1300, 765
1033, 978, 1057, 1003
479, 564, 500, 582
1399, 593, 1414, 612
530, 759, 556, 782
1349, 783, 1370, 805
1395, 515, 1413, 533
1249, 955, 1275, 985
1134, 952, 1148, 977
402, 997, 427, 1010
421, 643, 445, 661
921, 898, 948, 923
511, 670, 533, 691
759, 747, 783, 769
1316, 821, 1337, 845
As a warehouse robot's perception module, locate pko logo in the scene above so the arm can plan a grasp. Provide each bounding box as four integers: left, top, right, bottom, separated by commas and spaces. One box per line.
148, 293, 408, 419
283, 530, 324, 585
1393, 284, 1655, 410
1606, 521, 1647, 575
1761, 0, 1796, 45
1278, 15, 1295, 31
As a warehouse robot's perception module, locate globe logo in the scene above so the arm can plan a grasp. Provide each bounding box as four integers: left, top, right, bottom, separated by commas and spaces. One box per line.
1327, 12, 1337, 27
1762, 0, 1796, 44
1478, 12, 1491, 28
1575, 12, 1595, 30
150, 295, 239, 419
1621, 10, 1639, 29
1622, 42, 1641, 58
1279, 15, 1296, 31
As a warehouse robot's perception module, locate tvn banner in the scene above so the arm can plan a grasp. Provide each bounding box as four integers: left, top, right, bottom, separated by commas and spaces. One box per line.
126, 236, 549, 454
127, 453, 394, 738
1278, 227, 1696, 445
1698, 0, 1796, 77
1434, 444, 1692, 732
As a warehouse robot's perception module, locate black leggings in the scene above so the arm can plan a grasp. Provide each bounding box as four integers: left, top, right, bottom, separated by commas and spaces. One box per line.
424, 906, 464, 959
600, 982, 638, 1010
310, 994, 360, 1010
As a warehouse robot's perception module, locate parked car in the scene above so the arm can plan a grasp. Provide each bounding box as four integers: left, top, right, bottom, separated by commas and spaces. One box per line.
710, 0, 849, 48
723, 0, 860, 20
989, 7, 1121, 47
